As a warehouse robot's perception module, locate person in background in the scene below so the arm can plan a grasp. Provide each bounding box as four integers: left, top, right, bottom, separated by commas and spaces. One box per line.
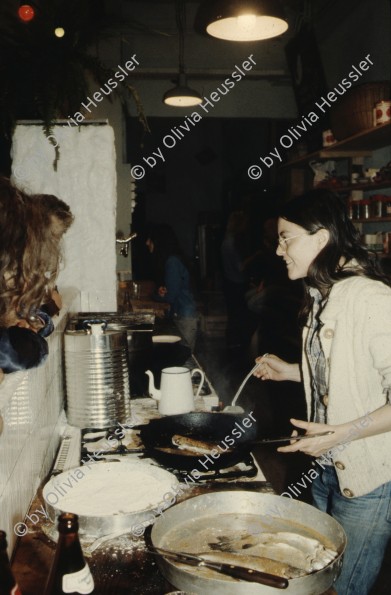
146, 224, 198, 351
0, 179, 73, 376
221, 210, 257, 349
254, 188, 391, 595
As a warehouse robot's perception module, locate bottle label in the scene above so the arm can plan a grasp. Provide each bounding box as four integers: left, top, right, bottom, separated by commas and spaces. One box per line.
11, 586, 22, 595
62, 564, 94, 594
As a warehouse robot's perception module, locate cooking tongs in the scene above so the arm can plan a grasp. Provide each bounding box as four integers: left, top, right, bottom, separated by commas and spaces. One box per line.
150, 546, 289, 589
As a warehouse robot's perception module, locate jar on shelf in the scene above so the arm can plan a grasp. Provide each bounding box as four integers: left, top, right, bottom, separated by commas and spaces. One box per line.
375, 100, 391, 126
347, 199, 354, 219
361, 200, 371, 219
363, 233, 384, 252
371, 195, 388, 218
384, 232, 391, 254
350, 199, 361, 220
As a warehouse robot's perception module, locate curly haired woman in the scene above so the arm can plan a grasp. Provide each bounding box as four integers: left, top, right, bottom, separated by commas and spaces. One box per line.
0, 178, 73, 375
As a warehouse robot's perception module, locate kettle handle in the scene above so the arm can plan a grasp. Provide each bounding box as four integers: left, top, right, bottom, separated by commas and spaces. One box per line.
191, 368, 205, 398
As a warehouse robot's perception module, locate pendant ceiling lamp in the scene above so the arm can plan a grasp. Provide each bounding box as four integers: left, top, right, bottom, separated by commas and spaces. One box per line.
195, 0, 288, 42
163, 0, 202, 107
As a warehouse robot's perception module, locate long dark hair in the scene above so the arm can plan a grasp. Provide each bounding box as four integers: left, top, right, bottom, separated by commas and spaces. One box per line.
279, 189, 391, 318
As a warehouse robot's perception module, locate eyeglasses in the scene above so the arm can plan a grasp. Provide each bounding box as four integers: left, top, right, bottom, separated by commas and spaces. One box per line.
277, 233, 308, 250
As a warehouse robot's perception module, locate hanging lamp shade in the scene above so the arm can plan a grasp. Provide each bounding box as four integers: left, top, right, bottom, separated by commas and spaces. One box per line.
163, 73, 203, 107
195, 0, 288, 42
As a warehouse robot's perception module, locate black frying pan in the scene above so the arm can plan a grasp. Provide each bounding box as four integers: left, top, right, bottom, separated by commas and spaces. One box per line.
136, 412, 258, 470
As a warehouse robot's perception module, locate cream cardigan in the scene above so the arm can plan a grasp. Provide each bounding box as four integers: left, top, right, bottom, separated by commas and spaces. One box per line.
302, 276, 391, 497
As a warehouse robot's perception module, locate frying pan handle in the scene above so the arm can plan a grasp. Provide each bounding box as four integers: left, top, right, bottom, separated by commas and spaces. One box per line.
191, 368, 205, 398
208, 562, 288, 589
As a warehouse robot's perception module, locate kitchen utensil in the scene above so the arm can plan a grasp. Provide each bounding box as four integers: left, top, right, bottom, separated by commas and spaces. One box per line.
64, 323, 131, 428
231, 362, 261, 406
151, 491, 346, 594
223, 362, 262, 413
136, 412, 258, 470
43, 461, 179, 538
136, 413, 332, 470
145, 366, 205, 415
252, 431, 334, 444
149, 547, 288, 589
170, 430, 334, 451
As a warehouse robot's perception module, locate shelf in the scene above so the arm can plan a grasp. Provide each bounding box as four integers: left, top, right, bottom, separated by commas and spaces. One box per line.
317, 180, 391, 193
345, 180, 391, 192
352, 217, 391, 223
284, 122, 391, 167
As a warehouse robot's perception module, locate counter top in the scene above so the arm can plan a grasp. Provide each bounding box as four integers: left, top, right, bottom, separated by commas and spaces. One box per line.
117, 280, 170, 317
11, 482, 336, 594
10, 313, 336, 594
12, 482, 276, 595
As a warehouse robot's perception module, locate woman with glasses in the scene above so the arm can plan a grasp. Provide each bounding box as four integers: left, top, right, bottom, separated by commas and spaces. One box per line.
254, 188, 391, 595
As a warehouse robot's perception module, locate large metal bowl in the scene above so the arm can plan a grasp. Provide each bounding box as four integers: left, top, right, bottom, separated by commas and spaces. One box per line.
43, 461, 179, 538
151, 491, 346, 595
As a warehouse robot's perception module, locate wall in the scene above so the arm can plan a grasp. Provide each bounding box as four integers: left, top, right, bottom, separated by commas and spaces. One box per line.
89, 0, 299, 273
0, 289, 79, 554
82, 73, 135, 276
94, 0, 390, 271
315, 0, 390, 85
11, 122, 118, 312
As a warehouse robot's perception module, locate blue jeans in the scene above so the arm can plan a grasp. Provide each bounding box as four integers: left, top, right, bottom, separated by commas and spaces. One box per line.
174, 316, 198, 352
312, 465, 391, 594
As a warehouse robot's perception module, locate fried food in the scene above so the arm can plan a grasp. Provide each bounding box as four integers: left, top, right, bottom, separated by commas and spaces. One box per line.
172, 434, 232, 454
212, 531, 338, 573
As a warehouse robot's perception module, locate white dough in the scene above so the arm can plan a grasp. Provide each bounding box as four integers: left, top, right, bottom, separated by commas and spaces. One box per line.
43, 462, 178, 516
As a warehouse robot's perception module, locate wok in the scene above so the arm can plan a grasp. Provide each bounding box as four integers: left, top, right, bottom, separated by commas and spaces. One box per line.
151, 491, 346, 594
136, 412, 332, 471
137, 412, 258, 470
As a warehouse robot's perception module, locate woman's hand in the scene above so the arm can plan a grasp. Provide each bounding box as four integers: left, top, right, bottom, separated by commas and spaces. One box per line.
253, 354, 301, 382
51, 288, 62, 311
277, 418, 345, 457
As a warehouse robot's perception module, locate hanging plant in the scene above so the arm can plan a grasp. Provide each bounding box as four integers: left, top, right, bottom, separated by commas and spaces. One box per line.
0, 0, 152, 168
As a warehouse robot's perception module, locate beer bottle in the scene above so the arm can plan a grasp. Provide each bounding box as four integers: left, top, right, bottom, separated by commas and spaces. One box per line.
0, 530, 22, 595
44, 513, 94, 594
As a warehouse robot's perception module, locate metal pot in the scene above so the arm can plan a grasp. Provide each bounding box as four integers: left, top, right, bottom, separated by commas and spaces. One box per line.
151, 491, 346, 594
64, 324, 131, 428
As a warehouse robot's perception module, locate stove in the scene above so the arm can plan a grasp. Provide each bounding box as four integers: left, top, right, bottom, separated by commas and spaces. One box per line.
66, 311, 155, 332
52, 411, 266, 484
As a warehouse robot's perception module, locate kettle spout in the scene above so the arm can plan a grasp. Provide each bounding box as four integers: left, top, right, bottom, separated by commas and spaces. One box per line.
145, 370, 161, 400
